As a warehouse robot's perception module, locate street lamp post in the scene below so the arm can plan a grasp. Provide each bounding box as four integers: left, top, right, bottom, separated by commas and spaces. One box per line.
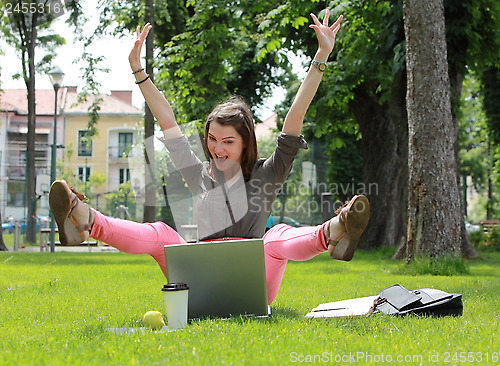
48, 67, 65, 253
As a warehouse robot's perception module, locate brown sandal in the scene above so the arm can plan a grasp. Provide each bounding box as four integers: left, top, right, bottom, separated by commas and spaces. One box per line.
324, 195, 370, 261
49, 180, 93, 245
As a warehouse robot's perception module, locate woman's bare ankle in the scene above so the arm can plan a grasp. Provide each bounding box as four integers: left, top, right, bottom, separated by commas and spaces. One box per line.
323, 216, 346, 245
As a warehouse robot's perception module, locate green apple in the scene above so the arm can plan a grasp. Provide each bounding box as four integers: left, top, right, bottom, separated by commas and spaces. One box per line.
143, 311, 165, 330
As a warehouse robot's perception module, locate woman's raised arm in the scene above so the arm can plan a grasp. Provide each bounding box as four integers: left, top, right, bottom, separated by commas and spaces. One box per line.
281, 10, 342, 136
129, 23, 182, 139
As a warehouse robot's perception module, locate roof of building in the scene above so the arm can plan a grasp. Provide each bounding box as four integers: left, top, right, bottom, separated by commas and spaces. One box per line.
0, 89, 57, 115
255, 113, 278, 141
63, 88, 143, 115
0, 87, 143, 116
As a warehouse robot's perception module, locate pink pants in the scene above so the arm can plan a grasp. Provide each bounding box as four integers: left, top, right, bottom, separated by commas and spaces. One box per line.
90, 211, 328, 304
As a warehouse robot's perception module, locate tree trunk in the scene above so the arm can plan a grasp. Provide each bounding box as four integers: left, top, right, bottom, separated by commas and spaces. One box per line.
143, 0, 156, 223
481, 66, 500, 147
481, 66, 500, 220
443, 0, 478, 258
24, 14, 39, 243
0, 210, 7, 251
486, 141, 493, 220
449, 71, 478, 258
350, 70, 408, 249
403, 0, 462, 261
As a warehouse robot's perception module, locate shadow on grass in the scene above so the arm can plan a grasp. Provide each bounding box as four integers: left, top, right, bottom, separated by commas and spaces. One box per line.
185, 306, 303, 326
270, 306, 303, 319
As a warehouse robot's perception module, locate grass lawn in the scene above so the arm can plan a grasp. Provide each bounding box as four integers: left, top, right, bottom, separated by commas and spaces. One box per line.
0, 247, 499, 365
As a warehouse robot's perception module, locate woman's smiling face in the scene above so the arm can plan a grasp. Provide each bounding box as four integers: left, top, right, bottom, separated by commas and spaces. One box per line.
207, 121, 245, 174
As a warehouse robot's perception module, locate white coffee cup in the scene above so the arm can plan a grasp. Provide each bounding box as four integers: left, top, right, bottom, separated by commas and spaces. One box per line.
161, 283, 189, 330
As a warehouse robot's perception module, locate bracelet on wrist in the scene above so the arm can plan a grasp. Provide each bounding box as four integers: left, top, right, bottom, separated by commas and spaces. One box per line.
135, 74, 150, 85
132, 68, 144, 74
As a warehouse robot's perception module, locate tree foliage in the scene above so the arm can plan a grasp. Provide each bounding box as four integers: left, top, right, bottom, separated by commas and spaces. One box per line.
97, 0, 289, 124
256, 0, 499, 254
2, 0, 498, 251
93, 0, 499, 249
156, 0, 289, 124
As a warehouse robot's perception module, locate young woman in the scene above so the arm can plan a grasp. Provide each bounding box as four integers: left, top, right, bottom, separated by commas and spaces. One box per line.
49, 10, 370, 304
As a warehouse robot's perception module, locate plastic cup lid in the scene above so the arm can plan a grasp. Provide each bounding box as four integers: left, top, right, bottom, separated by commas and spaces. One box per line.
162, 283, 189, 291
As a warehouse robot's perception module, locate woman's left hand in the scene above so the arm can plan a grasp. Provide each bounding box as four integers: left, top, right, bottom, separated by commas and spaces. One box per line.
309, 10, 343, 56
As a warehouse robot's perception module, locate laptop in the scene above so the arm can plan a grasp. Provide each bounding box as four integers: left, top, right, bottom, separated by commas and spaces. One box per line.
164, 239, 269, 319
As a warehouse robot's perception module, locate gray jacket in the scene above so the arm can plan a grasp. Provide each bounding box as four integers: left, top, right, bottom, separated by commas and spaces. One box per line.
162, 132, 307, 241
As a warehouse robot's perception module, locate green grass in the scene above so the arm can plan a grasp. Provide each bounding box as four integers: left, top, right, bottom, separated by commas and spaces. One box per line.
396, 255, 471, 276
0, 248, 499, 365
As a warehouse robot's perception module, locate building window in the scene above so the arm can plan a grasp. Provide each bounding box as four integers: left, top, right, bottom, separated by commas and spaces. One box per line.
78, 166, 91, 183
119, 168, 130, 184
7, 182, 25, 207
118, 132, 133, 157
78, 130, 93, 157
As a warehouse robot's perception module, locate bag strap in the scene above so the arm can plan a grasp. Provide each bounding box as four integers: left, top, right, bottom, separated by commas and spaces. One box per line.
220, 182, 236, 225
210, 178, 236, 225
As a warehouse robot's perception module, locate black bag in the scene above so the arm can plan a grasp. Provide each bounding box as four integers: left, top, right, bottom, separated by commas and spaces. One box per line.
371, 284, 463, 317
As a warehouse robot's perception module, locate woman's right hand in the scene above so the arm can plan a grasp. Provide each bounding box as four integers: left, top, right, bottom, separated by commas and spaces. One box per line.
129, 23, 152, 72
309, 10, 342, 58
